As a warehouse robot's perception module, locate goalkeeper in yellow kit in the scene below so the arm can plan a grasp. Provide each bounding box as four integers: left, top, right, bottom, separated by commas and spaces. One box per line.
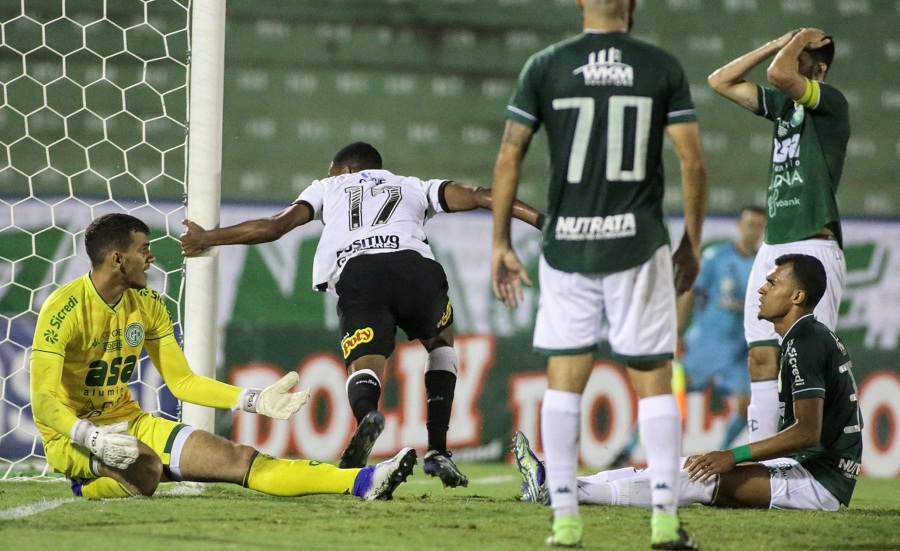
31, 213, 415, 499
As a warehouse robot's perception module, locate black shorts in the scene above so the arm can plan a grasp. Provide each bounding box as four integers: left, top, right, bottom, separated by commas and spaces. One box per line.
335, 250, 453, 366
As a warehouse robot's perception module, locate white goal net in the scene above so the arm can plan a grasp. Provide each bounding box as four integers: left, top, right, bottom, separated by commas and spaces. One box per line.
0, 0, 194, 479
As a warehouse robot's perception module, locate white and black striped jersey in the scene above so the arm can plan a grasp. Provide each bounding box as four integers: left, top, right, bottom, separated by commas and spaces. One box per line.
294, 169, 451, 292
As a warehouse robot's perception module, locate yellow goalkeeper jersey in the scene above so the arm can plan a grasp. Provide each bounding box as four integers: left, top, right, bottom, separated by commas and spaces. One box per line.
31, 274, 240, 442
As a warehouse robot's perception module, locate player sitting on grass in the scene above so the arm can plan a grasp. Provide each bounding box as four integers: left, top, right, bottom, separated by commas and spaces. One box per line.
31, 213, 415, 500
514, 254, 862, 514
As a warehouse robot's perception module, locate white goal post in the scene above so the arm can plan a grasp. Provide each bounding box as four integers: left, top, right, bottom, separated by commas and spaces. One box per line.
0, 0, 224, 478
182, 0, 224, 434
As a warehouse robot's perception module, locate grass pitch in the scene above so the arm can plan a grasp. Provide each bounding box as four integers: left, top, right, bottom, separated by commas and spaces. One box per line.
1, 463, 898, 551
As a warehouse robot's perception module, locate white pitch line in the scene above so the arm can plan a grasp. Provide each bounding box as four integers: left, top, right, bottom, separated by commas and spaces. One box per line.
0, 481, 205, 520
158, 482, 206, 496
0, 498, 76, 520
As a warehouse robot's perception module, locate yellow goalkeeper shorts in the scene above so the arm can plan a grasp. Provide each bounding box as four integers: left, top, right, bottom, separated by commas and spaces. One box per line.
42, 412, 194, 481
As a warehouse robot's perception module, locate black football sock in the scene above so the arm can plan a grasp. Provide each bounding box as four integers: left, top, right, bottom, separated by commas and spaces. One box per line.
425, 370, 456, 454
347, 371, 381, 424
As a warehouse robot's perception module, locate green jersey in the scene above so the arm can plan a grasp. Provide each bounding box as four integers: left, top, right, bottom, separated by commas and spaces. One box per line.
757, 83, 849, 247
778, 315, 863, 506
507, 31, 697, 274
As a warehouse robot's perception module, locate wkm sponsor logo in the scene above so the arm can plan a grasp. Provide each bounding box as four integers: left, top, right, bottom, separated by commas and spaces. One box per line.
573, 48, 633, 87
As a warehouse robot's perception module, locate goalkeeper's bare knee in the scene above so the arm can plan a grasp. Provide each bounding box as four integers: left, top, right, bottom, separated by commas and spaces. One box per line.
97, 451, 162, 497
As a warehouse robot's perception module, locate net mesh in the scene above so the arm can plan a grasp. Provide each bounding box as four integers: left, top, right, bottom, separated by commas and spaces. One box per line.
0, 0, 191, 479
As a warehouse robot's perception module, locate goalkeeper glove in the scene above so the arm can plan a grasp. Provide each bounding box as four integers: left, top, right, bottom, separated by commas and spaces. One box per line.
71, 420, 140, 470
235, 371, 310, 420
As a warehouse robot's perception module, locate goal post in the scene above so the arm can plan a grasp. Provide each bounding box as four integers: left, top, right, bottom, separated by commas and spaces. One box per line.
0, 0, 224, 477
182, 0, 225, 434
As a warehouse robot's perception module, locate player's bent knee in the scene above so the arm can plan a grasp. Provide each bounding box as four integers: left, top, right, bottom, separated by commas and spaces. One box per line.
118, 451, 163, 497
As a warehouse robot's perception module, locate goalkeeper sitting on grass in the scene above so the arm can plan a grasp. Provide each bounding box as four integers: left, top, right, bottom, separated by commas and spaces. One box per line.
30, 213, 415, 500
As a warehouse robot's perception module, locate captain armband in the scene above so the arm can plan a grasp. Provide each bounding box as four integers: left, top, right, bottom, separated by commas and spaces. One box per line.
796, 78, 820, 109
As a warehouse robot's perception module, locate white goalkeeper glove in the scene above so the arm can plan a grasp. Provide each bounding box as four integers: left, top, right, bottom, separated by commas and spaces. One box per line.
235, 371, 310, 420
71, 420, 140, 470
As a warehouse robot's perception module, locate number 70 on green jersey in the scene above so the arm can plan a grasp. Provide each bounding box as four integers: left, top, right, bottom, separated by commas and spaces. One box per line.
552, 95, 652, 184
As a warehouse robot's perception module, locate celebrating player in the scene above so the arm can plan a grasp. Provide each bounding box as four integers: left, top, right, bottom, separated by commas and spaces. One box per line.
708, 28, 849, 443
31, 213, 415, 500
515, 254, 863, 513
181, 141, 544, 488
491, 0, 707, 548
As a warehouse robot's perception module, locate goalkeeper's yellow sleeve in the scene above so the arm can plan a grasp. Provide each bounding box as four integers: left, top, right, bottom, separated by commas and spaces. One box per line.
145, 334, 241, 409
30, 352, 81, 438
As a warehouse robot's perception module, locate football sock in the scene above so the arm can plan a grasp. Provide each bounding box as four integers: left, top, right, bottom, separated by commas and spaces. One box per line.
720, 411, 748, 449
638, 394, 681, 516
541, 389, 582, 518
245, 452, 358, 496
424, 369, 456, 454
578, 471, 716, 507
578, 465, 643, 484
748, 380, 779, 442
346, 369, 382, 424
80, 476, 134, 499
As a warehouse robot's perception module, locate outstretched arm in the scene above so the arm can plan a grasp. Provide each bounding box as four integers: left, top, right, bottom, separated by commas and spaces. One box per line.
441, 182, 545, 230
491, 120, 535, 308
146, 336, 309, 419
708, 29, 799, 112
181, 202, 313, 257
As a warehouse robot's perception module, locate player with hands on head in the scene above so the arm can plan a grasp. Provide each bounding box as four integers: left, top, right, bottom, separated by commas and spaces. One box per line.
492, 0, 707, 548
181, 141, 544, 488
515, 254, 862, 513
708, 27, 849, 445
31, 213, 415, 501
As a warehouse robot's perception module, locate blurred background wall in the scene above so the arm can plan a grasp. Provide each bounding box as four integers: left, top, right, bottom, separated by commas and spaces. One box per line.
3, 0, 898, 215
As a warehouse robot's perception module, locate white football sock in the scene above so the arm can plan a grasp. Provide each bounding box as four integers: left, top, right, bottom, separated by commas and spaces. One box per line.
638, 394, 681, 516
578, 465, 644, 484
541, 389, 582, 518
748, 380, 780, 442
578, 471, 717, 507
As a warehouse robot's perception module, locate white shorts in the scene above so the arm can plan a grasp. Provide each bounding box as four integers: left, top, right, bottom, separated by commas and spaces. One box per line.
762, 458, 840, 511
744, 239, 845, 347
533, 245, 676, 362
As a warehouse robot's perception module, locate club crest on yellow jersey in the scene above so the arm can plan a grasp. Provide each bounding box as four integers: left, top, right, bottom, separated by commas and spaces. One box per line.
125, 323, 144, 347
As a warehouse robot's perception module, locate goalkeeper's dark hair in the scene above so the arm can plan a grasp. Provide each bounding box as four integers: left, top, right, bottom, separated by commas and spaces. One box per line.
774, 253, 827, 309
85, 213, 150, 267
332, 142, 383, 173
808, 38, 836, 76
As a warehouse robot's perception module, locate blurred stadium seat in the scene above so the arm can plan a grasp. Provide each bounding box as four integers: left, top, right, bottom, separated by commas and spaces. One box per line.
3, 0, 897, 215
220, 0, 899, 215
